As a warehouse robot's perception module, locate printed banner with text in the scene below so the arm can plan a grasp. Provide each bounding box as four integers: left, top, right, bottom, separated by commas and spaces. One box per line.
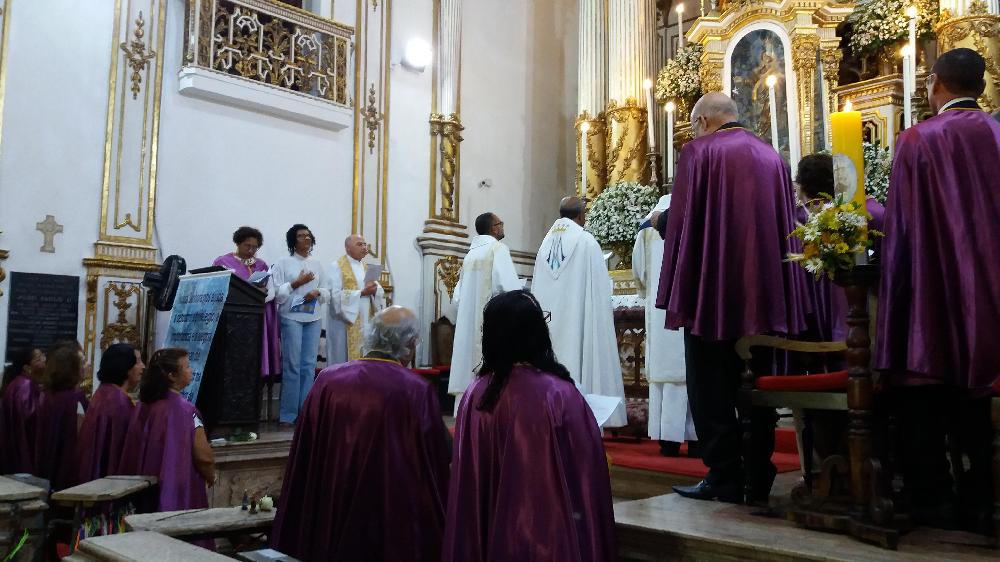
163, 271, 231, 403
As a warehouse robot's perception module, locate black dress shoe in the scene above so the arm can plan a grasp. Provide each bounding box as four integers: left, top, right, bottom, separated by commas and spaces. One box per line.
672, 479, 743, 503
659, 440, 681, 457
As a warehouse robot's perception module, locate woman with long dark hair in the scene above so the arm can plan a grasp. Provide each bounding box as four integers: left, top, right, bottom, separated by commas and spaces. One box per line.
34, 342, 88, 491
442, 290, 616, 561
0, 346, 45, 473
76, 343, 144, 482
118, 348, 215, 512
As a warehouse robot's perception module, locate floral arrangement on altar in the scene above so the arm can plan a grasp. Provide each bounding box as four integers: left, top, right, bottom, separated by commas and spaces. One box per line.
863, 141, 892, 204
787, 195, 880, 279
847, 0, 938, 58
586, 181, 660, 246
655, 44, 703, 103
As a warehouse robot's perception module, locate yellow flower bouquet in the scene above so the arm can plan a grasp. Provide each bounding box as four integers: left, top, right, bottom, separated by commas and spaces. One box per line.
787, 194, 882, 280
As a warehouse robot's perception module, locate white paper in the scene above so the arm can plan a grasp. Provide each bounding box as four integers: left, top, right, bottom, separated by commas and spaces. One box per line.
585, 393, 624, 428
363, 264, 383, 286
247, 270, 271, 285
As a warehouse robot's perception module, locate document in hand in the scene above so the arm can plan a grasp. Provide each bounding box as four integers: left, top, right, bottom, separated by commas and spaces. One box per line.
363, 264, 383, 286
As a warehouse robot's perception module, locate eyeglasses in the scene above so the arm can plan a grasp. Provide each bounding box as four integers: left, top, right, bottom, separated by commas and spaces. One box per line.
542, 310, 552, 323
492, 221, 504, 228
924, 73, 935, 89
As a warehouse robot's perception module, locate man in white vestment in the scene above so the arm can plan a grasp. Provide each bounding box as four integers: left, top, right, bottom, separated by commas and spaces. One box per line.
633, 195, 698, 456
449, 212, 523, 413
327, 234, 384, 365
532, 196, 627, 427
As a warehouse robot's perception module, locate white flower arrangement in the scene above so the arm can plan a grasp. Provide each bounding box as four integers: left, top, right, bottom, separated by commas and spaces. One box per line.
863, 141, 892, 205
655, 44, 703, 102
848, 0, 938, 58
585, 182, 660, 245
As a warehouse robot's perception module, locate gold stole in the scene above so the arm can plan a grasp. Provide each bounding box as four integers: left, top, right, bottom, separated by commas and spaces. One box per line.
336, 255, 369, 361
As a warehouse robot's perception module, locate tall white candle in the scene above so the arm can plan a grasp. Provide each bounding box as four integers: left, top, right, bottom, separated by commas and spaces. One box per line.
665, 101, 675, 181
676, 4, 685, 50
766, 74, 779, 153
580, 122, 590, 198
906, 5, 918, 91
643, 79, 656, 149
901, 46, 913, 129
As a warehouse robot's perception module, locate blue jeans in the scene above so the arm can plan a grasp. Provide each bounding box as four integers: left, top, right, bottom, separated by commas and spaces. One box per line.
279, 317, 321, 423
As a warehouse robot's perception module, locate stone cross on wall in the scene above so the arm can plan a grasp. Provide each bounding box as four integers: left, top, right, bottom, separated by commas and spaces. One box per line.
36, 215, 63, 253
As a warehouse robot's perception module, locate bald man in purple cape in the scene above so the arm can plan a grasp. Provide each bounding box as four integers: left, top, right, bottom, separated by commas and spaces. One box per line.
272, 306, 450, 562
656, 92, 807, 504
876, 48, 1000, 532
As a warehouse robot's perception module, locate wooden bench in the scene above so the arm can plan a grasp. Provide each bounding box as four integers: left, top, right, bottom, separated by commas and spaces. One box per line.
125, 506, 276, 542
50, 476, 157, 509
68, 530, 230, 561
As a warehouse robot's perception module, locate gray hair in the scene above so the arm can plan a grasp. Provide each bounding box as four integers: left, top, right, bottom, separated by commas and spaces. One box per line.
361, 308, 420, 359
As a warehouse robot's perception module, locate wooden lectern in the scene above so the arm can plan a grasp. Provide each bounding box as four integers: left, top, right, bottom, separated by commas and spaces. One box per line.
194, 271, 264, 437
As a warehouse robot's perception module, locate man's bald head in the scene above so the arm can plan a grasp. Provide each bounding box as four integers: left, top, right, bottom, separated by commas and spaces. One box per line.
691, 92, 739, 139
560, 196, 586, 225
345, 233, 368, 261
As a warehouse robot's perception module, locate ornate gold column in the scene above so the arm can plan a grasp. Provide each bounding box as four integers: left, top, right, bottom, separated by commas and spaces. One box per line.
606, 0, 656, 185
577, 0, 607, 197
936, 4, 1000, 111
427, 0, 464, 227
820, 45, 843, 118
82, 1, 167, 385
792, 34, 820, 156
699, 52, 725, 95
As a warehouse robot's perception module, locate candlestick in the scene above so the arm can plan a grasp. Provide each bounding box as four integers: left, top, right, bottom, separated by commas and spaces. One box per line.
665, 101, 675, 182
766, 74, 780, 153
830, 101, 866, 205
643, 79, 656, 149
580, 121, 590, 199
906, 5, 918, 91
676, 4, 685, 50
901, 45, 913, 130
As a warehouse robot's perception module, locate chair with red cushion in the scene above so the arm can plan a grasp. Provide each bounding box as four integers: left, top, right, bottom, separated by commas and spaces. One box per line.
736, 335, 849, 505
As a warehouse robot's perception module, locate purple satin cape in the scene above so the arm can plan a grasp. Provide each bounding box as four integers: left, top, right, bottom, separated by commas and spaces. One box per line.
213, 254, 281, 376
657, 127, 808, 341
272, 358, 450, 562
875, 109, 1000, 391
0, 375, 41, 474
117, 391, 208, 511
442, 367, 617, 562
76, 384, 134, 483
34, 389, 87, 491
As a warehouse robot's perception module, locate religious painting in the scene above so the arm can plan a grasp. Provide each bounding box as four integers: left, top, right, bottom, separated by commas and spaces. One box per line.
730, 30, 790, 161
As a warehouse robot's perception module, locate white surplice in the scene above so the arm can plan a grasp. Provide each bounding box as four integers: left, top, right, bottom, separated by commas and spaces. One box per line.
326, 255, 385, 366
448, 235, 523, 410
632, 221, 697, 443
532, 218, 627, 427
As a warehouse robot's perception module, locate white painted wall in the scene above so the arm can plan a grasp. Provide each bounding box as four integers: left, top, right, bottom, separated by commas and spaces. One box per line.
0, 0, 578, 365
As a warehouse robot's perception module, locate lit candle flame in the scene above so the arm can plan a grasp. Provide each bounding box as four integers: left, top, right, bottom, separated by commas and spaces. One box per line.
676, 4, 684, 14
844, 100, 854, 112
581, 122, 591, 133
765, 74, 777, 88
665, 101, 676, 113
643, 78, 653, 90
905, 5, 918, 18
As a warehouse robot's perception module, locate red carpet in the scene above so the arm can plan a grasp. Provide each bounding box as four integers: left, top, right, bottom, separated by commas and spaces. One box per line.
603, 428, 800, 478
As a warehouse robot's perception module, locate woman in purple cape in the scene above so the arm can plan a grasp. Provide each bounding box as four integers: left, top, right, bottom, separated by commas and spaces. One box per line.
0, 346, 45, 474
76, 343, 143, 483
34, 342, 88, 491
213, 226, 280, 378
442, 290, 617, 562
118, 348, 215, 512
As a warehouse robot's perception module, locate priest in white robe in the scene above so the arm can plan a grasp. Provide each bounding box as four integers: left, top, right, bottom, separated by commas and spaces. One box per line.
532, 197, 627, 427
448, 213, 523, 413
633, 195, 698, 456
327, 234, 384, 365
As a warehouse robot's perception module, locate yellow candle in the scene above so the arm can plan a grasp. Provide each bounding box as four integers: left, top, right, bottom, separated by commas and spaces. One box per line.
830, 102, 865, 204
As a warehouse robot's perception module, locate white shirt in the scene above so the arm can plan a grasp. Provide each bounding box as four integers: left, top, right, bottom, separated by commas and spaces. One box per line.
272, 252, 331, 323
938, 97, 977, 114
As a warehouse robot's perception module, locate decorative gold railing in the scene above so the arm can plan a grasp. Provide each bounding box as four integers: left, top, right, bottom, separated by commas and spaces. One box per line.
184, 0, 353, 107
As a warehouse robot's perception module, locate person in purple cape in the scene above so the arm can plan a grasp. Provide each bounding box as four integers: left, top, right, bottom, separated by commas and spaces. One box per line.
118, 348, 215, 513
76, 343, 144, 483
656, 92, 807, 503
34, 342, 88, 491
0, 346, 45, 474
876, 48, 1000, 532
213, 226, 280, 378
272, 306, 450, 562
442, 290, 617, 562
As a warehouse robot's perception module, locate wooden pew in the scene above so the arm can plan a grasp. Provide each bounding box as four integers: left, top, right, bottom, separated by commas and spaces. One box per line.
124, 506, 276, 542
67, 531, 230, 561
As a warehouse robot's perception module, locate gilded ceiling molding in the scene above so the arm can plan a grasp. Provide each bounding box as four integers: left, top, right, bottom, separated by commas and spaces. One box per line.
0, 0, 12, 155
353, 0, 392, 262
